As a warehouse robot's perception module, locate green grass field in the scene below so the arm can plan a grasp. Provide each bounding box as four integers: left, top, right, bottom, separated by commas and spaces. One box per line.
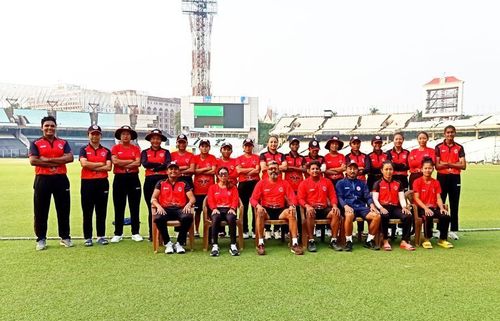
1, 159, 500, 320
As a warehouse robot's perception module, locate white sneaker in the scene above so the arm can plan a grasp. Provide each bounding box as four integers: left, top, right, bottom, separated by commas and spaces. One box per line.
325, 229, 332, 237
110, 235, 123, 243
242, 232, 249, 239
265, 231, 272, 240
131, 234, 143, 242
164, 241, 174, 254
36, 239, 47, 251
274, 230, 281, 239
174, 242, 186, 254
448, 231, 459, 240
251, 232, 256, 239
315, 229, 321, 238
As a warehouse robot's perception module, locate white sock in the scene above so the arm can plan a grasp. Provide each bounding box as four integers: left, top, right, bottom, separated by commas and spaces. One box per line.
346, 236, 353, 242
212, 243, 219, 249
309, 239, 315, 242
331, 238, 337, 242
366, 234, 375, 242
230, 244, 238, 250
292, 237, 298, 245
258, 238, 264, 245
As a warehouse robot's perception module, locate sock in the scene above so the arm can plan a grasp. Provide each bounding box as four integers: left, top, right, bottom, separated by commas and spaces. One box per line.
309, 239, 315, 242
331, 238, 337, 242
258, 238, 264, 245
212, 243, 219, 249
292, 237, 298, 245
366, 234, 375, 242
230, 244, 238, 250
346, 236, 353, 242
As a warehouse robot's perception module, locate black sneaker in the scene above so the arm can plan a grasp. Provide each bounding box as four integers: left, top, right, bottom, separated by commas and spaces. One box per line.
344, 241, 353, 252
364, 240, 380, 251
307, 240, 317, 252
329, 239, 343, 251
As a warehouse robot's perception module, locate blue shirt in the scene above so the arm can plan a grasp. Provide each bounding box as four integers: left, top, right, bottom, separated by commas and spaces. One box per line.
335, 177, 373, 210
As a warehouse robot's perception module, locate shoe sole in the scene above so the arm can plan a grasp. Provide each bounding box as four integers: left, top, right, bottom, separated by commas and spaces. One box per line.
229, 249, 239, 256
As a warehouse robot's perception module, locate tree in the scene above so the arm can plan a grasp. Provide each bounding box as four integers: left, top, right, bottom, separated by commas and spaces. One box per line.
258, 120, 275, 145
174, 111, 181, 134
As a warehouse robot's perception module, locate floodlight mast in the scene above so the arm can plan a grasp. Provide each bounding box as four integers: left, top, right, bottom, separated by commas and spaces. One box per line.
182, 0, 217, 96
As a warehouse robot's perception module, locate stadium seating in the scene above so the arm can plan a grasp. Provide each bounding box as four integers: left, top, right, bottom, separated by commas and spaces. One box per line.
0, 109, 12, 123
351, 114, 391, 134
0, 134, 28, 157
319, 115, 359, 134
13, 109, 48, 126
269, 117, 296, 136
379, 113, 415, 134
97, 113, 118, 129
55, 111, 90, 128
286, 117, 325, 136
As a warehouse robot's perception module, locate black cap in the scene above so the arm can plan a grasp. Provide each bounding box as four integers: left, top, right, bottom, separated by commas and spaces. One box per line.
167, 161, 180, 169
371, 135, 383, 144
349, 136, 361, 144
115, 125, 138, 140
176, 134, 188, 143
325, 136, 344, 150
88, 125, 102, 134
347, 160, 359, 168
289, 137, 300, 145
220, 142, 232, 150
308, 139, 320, 149
145, 129, 167, 142
242, 138, 254, 146
199, 138, 210, 146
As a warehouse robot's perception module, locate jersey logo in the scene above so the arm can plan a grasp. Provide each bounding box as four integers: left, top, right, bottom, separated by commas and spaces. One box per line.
356, 186, 361, 191
322, 186, 327, 192
58, 143, 63, 149
278, 187, 284, 193
178, 187, 183, 192
454, 149, 459, 154
160, 152, 164, 157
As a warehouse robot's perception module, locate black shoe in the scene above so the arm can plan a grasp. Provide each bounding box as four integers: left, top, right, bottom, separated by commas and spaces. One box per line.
364, 240, 380, 251
307, 240, 317, 252
344, 241, 353, 252
329, 239, 343, 251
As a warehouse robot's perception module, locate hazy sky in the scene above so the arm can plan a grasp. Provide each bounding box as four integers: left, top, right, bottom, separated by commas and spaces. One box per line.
1, 0, 499, 116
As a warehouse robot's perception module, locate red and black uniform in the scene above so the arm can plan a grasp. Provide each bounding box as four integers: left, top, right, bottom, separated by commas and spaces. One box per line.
29, 136, 72, 242
413, 177, 450, 239
171, 150, 193, 185
141, 147, 171, 240
408, 147, 435, 189
373, 178, 411, 242
79, 144, 111, 239
367, 151, 388, 191
386, 148, 410, 191
284, 151, 305, 234
259, 149, 286, 180
303, 154, 324, 178
153, 179, 194, 245
236, 153, 261, 233
111, 143, 142, 236
207, 184, 240, 245
191, 153, 217, 212
297, 176, 338, 219
324, 152, 345, 186
435, 141, 465, 232
345, 151, 371, 181
216, 157, 238, 185
250, 179, 297, 220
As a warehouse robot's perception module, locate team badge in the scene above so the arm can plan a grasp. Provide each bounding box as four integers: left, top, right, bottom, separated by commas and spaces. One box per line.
322, 186, 327, 192
279, 187, 284, 193
356, 186, 361, 191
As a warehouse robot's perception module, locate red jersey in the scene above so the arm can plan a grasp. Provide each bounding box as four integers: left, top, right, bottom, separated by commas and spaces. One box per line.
435, 141, 465, 175
236, 154, 260, 182
171, 150, 193, 177
297, 176, 338, 209
207, 184, 239, 210
259, 149, 286, 180
155, 179, 192, 208
29, 137, 71, 175
345, 152, 370, 181
386, 148, 410, 176
284, 152, 305, 190
250, 179, 297, 208
141, 148, 170, 176
303, 154, 324, 178
409, 147, 435, 173
216, 157, 238, 185
191, 154, 217, 195
79, 144, 111, 179
324, 152, 345, 180
368, 151, 388, 175
413, 177, 441, 208
372, 178, 402, 206
111, 144, 141, 174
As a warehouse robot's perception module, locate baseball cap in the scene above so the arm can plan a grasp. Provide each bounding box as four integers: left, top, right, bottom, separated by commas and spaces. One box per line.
220, 142, 232, 149
349, 136, 361, 144
308, 139, 320, 149
371, 135, 383, 144
347, 160, 359, 168
88, 125, 102, 134
289, 137, 300, 145
167, 161, 180, 169
176, 134, 188, 142
199, 138, 210, 146
242, 138, 254, 146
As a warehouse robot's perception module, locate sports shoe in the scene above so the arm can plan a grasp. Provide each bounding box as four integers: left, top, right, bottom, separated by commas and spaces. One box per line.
437, 239, 454, 249
422, 240, 433, 249
131, 234, 143, 242
329, 239, 343, 251
36, 239, 47, 251
315, 229, 322, 238
307, 240, 317, 252
84, 239, 93, 247
210, 244, 220, 257
164, 241, 174, 254
432, 230, 440, 239
448, 231, 459, 240
174, 242, 186, 254
344, 241, 353, 252
265, 231, 272, 240
110, 235, 122, 243
251, 231, 256, 239
242, 232, 249, 239
257, 244, 266, 255
273, 230, 281, 239
325, 228, 332, 237
194, 231, 200, 238
229, 244, 240, 256
96, 237, 109, 245
364, 240, 380, 251
59, 239, 74, 248
291, 243, 304, 255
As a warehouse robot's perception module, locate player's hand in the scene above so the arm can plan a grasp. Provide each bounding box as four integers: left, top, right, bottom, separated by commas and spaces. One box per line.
402, 207, 411, 215
331, 206, 340, 216
424, 208, 433, 216
156, 206, 166, 215
440, 208, 449, 216
380, 207, 389, 215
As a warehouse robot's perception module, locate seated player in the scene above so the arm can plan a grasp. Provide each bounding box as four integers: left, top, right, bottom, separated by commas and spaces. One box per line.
335, 160, 381, 251
413, 157, 453, 249
250, 161, 303, 256
297, 161, 341, 252
151, 161, 195, 254
372, 161, 414, 251
206, 167, 240, 257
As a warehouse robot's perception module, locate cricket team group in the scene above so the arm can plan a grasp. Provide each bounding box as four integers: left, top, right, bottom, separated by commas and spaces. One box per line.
29, 115, 466, 256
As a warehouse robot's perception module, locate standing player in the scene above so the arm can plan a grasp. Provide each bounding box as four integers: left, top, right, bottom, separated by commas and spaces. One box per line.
236, 138, 261, 239
110, 125, 142, 243
408, 131, 435, 189
345, 136, 371, 182
284, 138, 305, 237
190, 139, 217, 237
367, 135, 388, 191
216, 142, 238, 186
435, 125, 466, 240
170, 134, 194, 185
29, 116, 74, 250
141, 129, 170, 241
386, 132, 410, 191
79, 125, 112, 246
303, 139, 324, 179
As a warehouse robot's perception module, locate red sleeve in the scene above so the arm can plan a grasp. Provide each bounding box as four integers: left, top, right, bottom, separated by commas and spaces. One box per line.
326, 180, 338, 206
250, 181, 263, 207
231, 186, 239, 209
435, 179, 442, 194
297, 180, 307, 207
190, 155, 197, 166
111, 145, 119, 156
207, 185, 217, 210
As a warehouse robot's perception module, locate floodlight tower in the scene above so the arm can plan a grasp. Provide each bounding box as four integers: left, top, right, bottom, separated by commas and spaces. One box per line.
182, 0, 217, 96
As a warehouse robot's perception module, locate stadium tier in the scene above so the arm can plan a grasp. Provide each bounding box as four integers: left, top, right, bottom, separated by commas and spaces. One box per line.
0, 109, 13, 123
351, 114, 391, 134
286, 117, 325, 136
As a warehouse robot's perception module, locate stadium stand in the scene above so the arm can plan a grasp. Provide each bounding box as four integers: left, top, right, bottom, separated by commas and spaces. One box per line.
13, 109, 48, 126
286, 117, 325, 136
0, 109, 12, 123
318, 115, 359, 135
435, 115, 490, 130
269, 117, 296, 136
476, 114, 500, 131
55, 111, 90, 128
462, 136, 500, 163
379, 113, 415, 134
351, 114, 391, 134
114, 114, 130, 127
135, 114, 158, 130
97, 113, 118, 129
403, 120, 441, 132
0, 133, 28, 157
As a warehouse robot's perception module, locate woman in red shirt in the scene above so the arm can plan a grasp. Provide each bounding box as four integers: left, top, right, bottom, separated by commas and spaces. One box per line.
206, 167, 240, 256
413, 158, 453, 249
408, 131, 435, 189
386, 132, 410, 191
324, 136, 346, 187
367, 135, 388, 191
110, 125, 142, 243
372, 161, 414, 251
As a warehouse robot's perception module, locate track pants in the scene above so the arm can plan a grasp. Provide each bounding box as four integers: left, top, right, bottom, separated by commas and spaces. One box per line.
211, 208, 237, 245
380, 205, 412, 242
437, 174, 461, 232
113, 173, 141, 236
154, 207, 193, 245
418, 208, 451, 239
238, 180, 257, 233
143, 175, 167, 240
81, 178, 109, 239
